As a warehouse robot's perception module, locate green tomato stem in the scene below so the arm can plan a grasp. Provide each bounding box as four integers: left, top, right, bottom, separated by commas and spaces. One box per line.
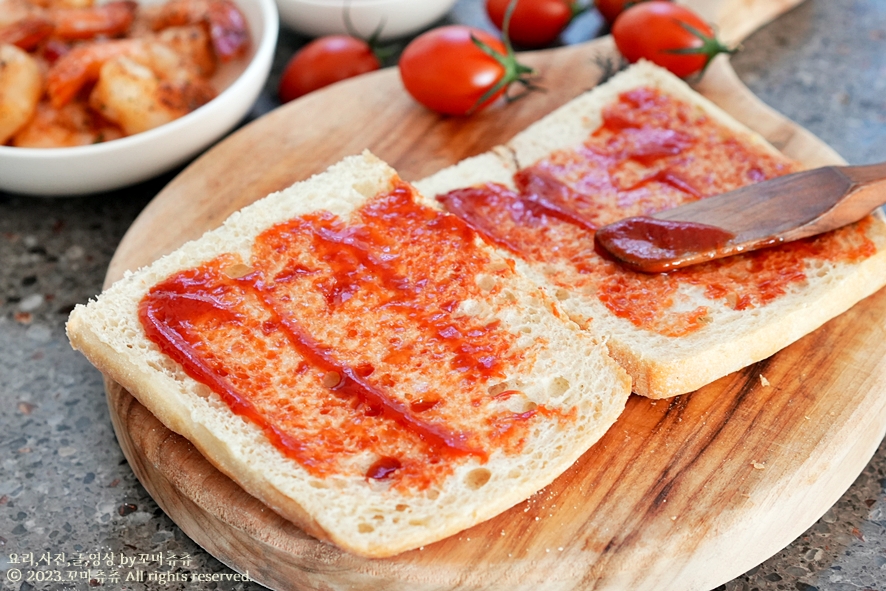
342, 1, 397, 64
666, 20, 736, 75
569, 0, 591, 22
469, 34, 537, 114
467, 0, 538, 114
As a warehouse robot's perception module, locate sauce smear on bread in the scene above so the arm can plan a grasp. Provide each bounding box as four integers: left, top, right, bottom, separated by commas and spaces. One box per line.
438, 87, 876, 337
139, 181, 570, 490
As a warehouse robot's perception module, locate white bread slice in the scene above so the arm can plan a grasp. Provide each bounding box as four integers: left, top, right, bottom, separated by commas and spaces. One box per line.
415, 61, 886, 399
66, 151, 631, 558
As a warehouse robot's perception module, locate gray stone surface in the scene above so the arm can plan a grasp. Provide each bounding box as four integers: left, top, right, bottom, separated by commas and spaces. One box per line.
732, 0, 886, 166
1, 0, 885, 589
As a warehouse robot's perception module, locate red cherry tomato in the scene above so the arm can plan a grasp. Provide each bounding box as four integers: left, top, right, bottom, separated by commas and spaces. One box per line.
485, 0, 581, 48
278, 35, 381, 103
595, 0, 662, 25
611, 2, 731, 78
399, 25, 533, 116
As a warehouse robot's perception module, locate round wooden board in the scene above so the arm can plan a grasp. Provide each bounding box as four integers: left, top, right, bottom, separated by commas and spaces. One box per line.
103, 4, 886, 589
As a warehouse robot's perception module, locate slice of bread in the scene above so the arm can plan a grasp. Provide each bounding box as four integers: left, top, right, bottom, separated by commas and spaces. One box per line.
415, 61, 886, 399
66, 151, 631, 558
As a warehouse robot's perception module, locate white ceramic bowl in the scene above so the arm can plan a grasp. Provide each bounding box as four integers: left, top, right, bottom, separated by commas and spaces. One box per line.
276, 0, 458, 41
0, 0, 278, 197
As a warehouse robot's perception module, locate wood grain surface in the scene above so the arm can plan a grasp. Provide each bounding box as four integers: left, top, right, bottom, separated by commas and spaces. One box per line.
101, 1, 886, 589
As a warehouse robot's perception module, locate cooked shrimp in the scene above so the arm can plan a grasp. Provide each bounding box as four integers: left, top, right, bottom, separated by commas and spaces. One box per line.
0, 0, 37, 29
155, 24, 215, 77
0, 0, 136, 52
0, 0, 45, 48
45, 37, 206, 107
88, 54, 214, 134
29, 0, 95, 8
51, 0, 137, 41
0, 43, 42, 144
147, 0, 248, 61
11, 99, 123, 146
0, 16, 54, 51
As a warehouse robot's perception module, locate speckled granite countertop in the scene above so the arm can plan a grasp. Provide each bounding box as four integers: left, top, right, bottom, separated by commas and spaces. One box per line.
2, 0, 885, 589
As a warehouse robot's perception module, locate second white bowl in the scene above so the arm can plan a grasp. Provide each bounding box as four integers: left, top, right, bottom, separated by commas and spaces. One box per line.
276, 0, 458, 41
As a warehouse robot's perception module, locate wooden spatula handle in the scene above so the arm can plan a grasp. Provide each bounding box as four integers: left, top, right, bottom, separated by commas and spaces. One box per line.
822, 162, 886, 233
841, 161, 886, 184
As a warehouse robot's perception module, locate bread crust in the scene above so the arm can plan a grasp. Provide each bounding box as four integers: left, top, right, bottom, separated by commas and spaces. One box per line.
67, 151, 631, 557
415, 61, 886, 399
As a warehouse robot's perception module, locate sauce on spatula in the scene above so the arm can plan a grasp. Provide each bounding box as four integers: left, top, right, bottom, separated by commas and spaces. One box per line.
595, 161, 886, 273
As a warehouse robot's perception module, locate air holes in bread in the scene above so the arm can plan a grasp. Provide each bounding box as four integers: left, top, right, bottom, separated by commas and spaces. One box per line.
353, 179, 379, 199
477, 274, 496, 291
322, 371, 341, 388
549, 376, 570, 398
487, 260, 511, 273
488, 382, 510, 396
358, 523, 374, 534
223, 263, 253, 279
465, 468, 492, 490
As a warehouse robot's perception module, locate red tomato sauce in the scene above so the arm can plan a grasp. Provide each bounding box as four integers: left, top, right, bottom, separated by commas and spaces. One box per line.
138, 181, 570, 490
437, 87, 876, 337
593, 216, 737, 272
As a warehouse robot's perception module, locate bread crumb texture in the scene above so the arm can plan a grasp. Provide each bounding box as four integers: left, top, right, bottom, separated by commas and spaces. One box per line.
67, 151, 630, 557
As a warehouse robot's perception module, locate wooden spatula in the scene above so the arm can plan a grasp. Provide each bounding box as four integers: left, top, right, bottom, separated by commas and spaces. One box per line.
594, 161, 886, 273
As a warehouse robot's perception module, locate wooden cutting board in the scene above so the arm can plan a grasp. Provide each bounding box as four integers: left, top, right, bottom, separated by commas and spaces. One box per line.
102, 2, 886, 589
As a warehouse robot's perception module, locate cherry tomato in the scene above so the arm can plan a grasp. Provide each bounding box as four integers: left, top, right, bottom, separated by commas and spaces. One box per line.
611, 2, 731, 78
399, 25, 533, 116
278, 35, 381, 103
486, 0, 583, 48
594, 0, 663, 25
